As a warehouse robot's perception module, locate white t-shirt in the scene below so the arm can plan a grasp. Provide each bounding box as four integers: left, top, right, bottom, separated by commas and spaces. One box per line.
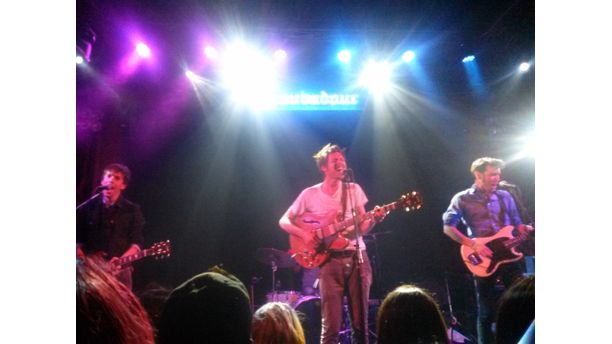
287, 182, 369, 250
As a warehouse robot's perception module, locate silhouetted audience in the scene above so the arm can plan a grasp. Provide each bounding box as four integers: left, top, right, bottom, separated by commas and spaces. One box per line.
76, 256, 155, 344
136, 282, 172, 339
376, 284, 448, 344
252, 301, 306, 344
495, 275, 535, 344
157, 266, 252, 344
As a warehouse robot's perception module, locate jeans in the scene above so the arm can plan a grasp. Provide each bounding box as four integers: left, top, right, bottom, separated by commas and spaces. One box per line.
319, 251, 372, 344
474, 262, 523, 344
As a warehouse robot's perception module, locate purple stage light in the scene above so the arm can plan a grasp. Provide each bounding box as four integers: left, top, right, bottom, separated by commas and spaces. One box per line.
136, 42, 151, 58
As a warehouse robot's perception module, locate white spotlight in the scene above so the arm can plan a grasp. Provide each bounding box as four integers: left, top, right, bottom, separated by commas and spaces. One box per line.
204, 46, 218, 60
220, 42, 278, 111
185, 70, 197, 81
462, 55, 475, 63
359, 60, 393, 93
76, 55, 84, 64
402, 50, 415, 63
274, 49, 287, 61
338, 50, 352, 63
519, 62, 531, 72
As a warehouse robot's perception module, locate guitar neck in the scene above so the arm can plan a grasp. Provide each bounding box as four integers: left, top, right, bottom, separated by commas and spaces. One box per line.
504, 231, 529, 249
327, 200, 400, 234
116, 249, 152, 266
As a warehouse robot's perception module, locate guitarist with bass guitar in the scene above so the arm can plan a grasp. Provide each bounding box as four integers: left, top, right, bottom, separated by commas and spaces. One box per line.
77, 163, 145, 290
442, 157, 534, 344
279, 143, 386, 344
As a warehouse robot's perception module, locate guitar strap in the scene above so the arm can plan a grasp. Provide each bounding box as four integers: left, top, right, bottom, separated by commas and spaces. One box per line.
495, 190, 508, 226
340, 181, 347, 221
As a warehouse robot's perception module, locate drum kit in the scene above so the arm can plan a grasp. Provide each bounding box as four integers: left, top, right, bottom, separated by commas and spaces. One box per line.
255, 247, 322, 343
255, 247, 304, 307
255, 247, 379, 344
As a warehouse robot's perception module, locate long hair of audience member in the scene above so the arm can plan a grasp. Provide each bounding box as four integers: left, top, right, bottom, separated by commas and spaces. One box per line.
376, 284, 448, 344
252, 302, 306, 344
77, 256, 155, 344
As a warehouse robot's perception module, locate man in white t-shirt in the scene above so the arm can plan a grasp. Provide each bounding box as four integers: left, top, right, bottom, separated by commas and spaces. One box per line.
279, 143, 385, 344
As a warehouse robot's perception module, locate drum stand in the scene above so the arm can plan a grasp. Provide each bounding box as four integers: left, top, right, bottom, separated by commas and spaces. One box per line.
445, 272, 476, 343
270, 260, 278, 294
337, 301, 377, 343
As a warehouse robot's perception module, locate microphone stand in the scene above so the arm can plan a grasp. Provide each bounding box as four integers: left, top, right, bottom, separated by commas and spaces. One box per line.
344, 170, 368, 343
76, 189, 104, 211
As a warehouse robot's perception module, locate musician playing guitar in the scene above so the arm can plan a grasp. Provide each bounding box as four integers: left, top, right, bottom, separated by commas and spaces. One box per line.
279, 143, 386, 344
442, 157, 534, 344
77, 163, 145, 290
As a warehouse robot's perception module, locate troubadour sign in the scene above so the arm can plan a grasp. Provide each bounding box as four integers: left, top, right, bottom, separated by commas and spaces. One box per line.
275, 91, 362, 111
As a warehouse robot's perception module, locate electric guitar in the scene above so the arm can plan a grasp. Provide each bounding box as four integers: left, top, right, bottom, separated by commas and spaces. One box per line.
461, 226, 532, 277
112, 240, 172, 270
289, 191, 422, 269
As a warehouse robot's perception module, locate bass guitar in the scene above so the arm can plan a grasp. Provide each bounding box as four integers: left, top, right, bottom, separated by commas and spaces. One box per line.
290, 191, 422, 269
461, 226, 531, 277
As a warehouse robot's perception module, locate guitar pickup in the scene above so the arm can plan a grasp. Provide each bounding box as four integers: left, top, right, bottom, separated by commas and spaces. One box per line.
468, 253, 482, 265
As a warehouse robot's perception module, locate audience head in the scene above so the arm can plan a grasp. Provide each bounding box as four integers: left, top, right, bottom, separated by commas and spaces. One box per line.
377, 284, 448, 344
495, 275, 535, 344
76, 256, 155, 344
252, 302, 305, 344
157, 266, 252, 344
136, 282, 172, 339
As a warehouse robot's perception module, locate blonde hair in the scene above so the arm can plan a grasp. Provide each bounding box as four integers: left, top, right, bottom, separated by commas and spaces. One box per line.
470, 157, 505, 174
252, 302, 305, 344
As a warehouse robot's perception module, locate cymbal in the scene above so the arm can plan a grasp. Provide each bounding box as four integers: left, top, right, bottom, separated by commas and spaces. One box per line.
255, 248, 296, 268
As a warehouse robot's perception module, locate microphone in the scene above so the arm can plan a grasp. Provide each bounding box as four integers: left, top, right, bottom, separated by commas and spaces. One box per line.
342, 168, 353, 181
498, 180, 516, 189
95, 185, 110, 192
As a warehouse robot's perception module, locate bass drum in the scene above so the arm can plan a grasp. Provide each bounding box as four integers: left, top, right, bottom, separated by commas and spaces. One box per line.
293, 296, 321, 344
266, 290, 301, 307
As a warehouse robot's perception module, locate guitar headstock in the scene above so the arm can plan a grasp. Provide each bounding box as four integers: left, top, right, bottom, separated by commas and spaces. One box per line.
148, 240, 172, 259
398, 191, 423, 211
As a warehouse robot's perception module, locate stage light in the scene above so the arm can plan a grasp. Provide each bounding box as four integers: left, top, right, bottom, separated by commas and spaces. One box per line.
338, 50, 352, 63
462, 55, 475, 63
509, 130, 535, 161
402, 50, 415, 63
204, 45, 218, 60
77, 25, 95, 63
76, 55, 84, 64
220, 42, 279, 111
136, 42, 151, 58
359, 60, 393, 93
519, 62, 531, 72
185, 70, 197, 81
274, 49, 287, 61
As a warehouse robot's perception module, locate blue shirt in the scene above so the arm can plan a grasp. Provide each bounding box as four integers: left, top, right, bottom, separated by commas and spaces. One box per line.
442, 184, 523, 238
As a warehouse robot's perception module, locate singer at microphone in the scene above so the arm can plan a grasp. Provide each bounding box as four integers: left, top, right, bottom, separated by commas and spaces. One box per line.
76, 163, 145, 290
278, 143, 382, 343
95, 185, 110, 192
